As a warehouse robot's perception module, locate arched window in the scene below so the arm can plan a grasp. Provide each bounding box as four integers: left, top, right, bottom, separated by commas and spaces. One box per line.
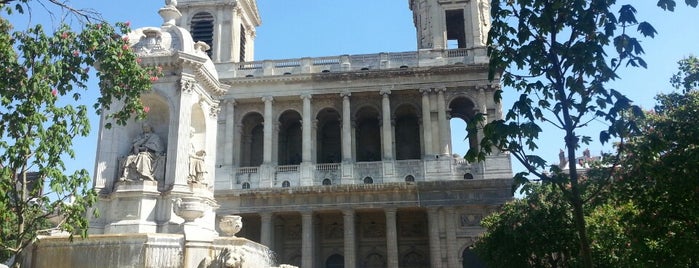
355, 106, 381, 162
282, 181, 290, 188
463, 173, 474, 180
405, 175, 415, 182
190, 12, 214, 58
363, 177, 374, 184
240, 112, 264, 167
242, 182, 251, 189
325, 254, 344, 268
394, 104, 421, 160
462, 247, 486, 268
316, 108, 341, 163
322, 179, 332, 186
278, 110, 302, 165
449, 97, 478, 156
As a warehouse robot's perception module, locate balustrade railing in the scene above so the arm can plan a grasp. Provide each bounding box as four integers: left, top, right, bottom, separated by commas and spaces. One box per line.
231, 48, 474, 78
276, 165, 299, 172
237, 166, 259, 174
316, 163, 340, 171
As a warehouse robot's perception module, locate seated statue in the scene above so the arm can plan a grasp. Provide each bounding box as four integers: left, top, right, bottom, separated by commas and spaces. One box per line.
121, 124, 164, 181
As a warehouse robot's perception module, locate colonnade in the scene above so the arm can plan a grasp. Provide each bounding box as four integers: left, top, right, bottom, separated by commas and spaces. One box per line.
220, 86, 460, 168
248, 207, 454, 268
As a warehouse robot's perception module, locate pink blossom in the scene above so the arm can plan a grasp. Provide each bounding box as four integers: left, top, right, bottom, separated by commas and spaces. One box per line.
83, 67, 90, 73
122, 44, 129, 50
60, 32, 68, 39
72, 50, 79, 57
150, 76, 159, 82
136, 58, 142, 64
51, 89, 57, 96
143, 106, 150, 113
122, 36, 129, 42
96, 24, 102, 29
156, 66, 163, 72
125, 21, 131, 27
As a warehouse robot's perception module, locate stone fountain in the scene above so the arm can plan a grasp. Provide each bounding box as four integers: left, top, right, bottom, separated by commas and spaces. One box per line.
19, 1, 295, 267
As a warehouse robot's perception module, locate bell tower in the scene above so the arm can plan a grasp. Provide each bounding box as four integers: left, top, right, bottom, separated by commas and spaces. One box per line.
409, 0, 490, 51
175, 0, 261, 63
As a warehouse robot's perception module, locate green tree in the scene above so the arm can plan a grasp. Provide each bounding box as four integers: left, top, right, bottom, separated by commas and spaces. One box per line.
475, 57, 699, 267
475, 1, 696, 266
611, 80, 699, 266
0, 2, 157, 266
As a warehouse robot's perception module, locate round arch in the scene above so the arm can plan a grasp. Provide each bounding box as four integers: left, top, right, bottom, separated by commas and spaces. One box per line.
278, 110, 302, 165
355, 106, 381, 162
316, 107, 341, 163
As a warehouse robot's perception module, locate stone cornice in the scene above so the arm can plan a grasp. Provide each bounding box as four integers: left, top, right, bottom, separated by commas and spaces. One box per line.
221, 63, 489, 86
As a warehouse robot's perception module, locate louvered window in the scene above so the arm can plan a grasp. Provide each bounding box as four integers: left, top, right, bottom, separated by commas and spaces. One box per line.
191, 12, 214, 58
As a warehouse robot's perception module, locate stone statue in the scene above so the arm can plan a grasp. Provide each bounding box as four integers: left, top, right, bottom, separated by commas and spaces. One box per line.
188, 128, 207, 184
558, 149, 567, 168
121, 124, 164, 181
165, 0, 177, 7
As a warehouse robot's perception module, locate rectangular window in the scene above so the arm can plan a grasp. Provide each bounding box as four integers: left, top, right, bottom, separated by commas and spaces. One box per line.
445, 9, 466, 48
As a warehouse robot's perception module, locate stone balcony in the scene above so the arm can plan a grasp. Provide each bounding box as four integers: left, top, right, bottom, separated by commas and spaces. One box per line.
216, 48, 489, 79
214, 157, 487, 191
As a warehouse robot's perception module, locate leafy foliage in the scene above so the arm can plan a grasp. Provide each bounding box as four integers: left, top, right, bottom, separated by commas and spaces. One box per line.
475, 0, 696, 266
475, 59, 699, 267
611, 88, 699, 267
0, 3, 157, 266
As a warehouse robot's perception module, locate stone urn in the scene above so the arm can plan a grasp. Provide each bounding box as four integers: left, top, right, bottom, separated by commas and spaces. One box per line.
219, 215, 243, 237
173, 197, 208, 222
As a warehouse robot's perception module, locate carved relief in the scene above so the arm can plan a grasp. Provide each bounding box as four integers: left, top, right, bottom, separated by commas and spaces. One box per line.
460, 213, 483, 227
362, 221, 385, 238
324, 221, 344, 239
180, 78, 195, 94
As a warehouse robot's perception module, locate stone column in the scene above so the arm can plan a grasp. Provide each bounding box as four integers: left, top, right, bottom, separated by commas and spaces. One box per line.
214, 7, 223, 62
436, 86, 450, 156
427, 207, 442, 268
444, 207, 458, 268
224, 100, 236, 166
301, 210, 314, 268
260, 212, 274, 248
380, 88, 393, 160
341, 92, 352, 162
230, 6, 242, 62
233, 123, 242, 166
420, 88, 433, 156
342, 209, 356, 268
262, 96, 273, 164
301, 93, 312, 163
385, 208, 399, 268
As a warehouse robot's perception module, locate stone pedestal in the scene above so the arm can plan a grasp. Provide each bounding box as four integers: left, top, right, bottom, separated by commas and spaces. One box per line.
104, 180, 161, 234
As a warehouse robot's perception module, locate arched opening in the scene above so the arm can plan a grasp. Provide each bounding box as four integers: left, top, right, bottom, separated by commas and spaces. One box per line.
325, 254, 344, 268
190, 12, 214, 58
394, 104, 421, 160
449, 97, 478, 158
240, 112, 264, 167
322, 178, 332, 186
242, 182, 250, 189
405, 175, 415, 182
363, 177, 373, 184
355, 106, 381, 162
316, 108, 341, 163
462, 247, 486, 268
278, 110, 302, 165
282, 180, 290, 187
463, 173, 474, 180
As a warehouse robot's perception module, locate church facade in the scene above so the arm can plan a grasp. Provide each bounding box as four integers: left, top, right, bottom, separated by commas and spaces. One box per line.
86, 0, 512, 268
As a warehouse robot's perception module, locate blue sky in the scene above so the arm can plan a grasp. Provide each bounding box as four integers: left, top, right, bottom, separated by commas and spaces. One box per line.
8, 1, 699, 178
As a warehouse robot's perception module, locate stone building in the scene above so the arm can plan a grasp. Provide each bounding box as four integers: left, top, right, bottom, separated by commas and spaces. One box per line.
81, 0, 512, 268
